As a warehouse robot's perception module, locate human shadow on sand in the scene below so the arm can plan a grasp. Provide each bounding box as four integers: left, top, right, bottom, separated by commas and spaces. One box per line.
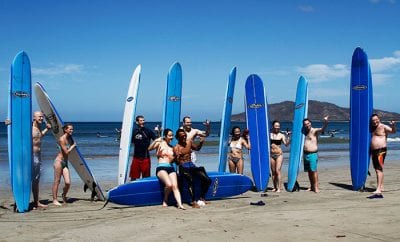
329, 182, 375, 192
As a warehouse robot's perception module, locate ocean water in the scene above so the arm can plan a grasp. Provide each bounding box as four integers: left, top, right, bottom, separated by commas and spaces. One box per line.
0, 121, 399, 187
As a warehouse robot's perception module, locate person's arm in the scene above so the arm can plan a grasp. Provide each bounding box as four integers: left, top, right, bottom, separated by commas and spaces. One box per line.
59, 137, 76, 155
192, 136, 205, 151
4, 119, 11, 125
242, 136, 251, 150
203, 119, 210, 137
316, 116, 329, 134
41, 123, 51, 136
282, 133, 290, 146
386, 121, 397, 134
148, 137, 162, 151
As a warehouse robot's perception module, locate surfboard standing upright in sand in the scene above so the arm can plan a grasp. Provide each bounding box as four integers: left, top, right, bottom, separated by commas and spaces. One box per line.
162, 62, 182, 146
245, 74, 270, 192
287, 76, 309, 192
8, 51, 32, 212
117, 65, 141, 185
350, 47, 373, 191
218, 67, 236, 172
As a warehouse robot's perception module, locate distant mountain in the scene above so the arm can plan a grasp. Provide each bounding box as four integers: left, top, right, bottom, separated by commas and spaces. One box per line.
231, 100, 400, 122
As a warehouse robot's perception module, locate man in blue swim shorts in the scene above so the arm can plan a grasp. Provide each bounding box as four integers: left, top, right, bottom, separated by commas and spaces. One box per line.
302, 116, 328, 193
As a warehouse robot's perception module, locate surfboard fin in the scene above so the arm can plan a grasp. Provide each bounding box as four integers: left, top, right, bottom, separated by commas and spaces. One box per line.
83, 182, 98, 201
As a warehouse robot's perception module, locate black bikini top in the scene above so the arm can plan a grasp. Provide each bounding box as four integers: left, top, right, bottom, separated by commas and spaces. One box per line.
270, 139, 282, 146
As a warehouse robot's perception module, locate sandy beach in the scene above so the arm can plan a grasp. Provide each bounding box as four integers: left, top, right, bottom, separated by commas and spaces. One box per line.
1, 161, 399, 242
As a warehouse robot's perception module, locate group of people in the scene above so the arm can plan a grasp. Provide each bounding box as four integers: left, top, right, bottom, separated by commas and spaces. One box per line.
129, 115, 211, 209
226, 114, 396, 195
5, 111, 396, 210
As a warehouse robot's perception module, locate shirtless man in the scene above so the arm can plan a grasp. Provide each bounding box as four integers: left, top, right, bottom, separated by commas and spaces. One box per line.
370, 114, 396, 194
174, 129, 211, 208
5, 111, 51, 208
32, 111, 51, 208
181, 116, 210, 163
302, 116, 328, 193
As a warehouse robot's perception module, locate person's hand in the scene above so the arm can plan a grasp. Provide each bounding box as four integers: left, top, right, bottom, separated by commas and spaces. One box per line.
199, 136, 205, 142
389, 120, 396, 126
4, 119, 11, 125
203, 119, 210, 126
46, 123, 52, 129
323, 116, 329, 121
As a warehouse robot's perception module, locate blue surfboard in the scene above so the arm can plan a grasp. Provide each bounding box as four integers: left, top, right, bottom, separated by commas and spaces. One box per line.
245, 75, 270, 192
218, 67, 236, 172
350, 47, 373, 191
287, 76, 309, 192
8, 51, 32, 212
162, 62, 182, 145
107, 172, 253, 206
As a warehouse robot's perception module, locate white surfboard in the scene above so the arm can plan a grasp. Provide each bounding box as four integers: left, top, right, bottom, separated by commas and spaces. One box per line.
34, 82, 105, 200
118, 65, 141, 185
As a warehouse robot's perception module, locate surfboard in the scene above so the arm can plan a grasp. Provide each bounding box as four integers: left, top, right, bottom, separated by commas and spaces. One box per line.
8, 51, 32, 212
118, 65, 141, 185
107, 172, 253, 206
350, 47, 373, 191
34, 82, 105, 200
287, 76, 309, 192
245, 74, 270, 192
162, 62, 182, 145
218, 67, 236, 172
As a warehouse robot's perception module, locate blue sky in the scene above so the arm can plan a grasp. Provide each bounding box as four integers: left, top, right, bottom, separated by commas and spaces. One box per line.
1, 0, 399, 121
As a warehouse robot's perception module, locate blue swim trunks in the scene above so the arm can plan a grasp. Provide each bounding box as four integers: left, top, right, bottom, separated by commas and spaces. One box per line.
303, 152, 318, 172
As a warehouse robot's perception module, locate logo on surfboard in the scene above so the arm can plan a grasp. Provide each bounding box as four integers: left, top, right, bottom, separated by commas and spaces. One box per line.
352, 85, 368, 91
228, 97, 233, 104
14, 91, 29, 98
126, 96, 134, 102
212, 178, 219, 197
168, 96, 181, 102
248, 103, 264, 109
295, 103, 305, 109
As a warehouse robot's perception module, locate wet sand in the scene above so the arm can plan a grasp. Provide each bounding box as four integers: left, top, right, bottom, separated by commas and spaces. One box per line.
1, 161, 399, 241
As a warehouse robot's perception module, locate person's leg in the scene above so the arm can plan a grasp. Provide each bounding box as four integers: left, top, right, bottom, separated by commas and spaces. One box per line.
228, 159, 236, 173
179, 166, 197, 208
312, 171, 320, 193
237, 158, 244, 175
157, 170, 172, 206
142, 158, 151, 178
275, 155, 283, 192
129, 157, 140, 181
270, 157, 277, 191
52, 161, 63, 206
194, 167, 211, 202
169, 172, 185, 209
62, 167, 71, 203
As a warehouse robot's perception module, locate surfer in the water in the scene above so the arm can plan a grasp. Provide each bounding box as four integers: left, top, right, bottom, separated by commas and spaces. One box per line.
269, 121, 290, 192
228, 126, 251, 174
181, 116, 210, 164
148, 129, 186, 210
370, 114, 396, 194
302, 116, 328, 193
53, 124, 77, 206
174, 129, 211, 208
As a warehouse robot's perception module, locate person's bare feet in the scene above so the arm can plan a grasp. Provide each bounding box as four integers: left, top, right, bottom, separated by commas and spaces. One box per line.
162, 201, 168, 207
62, 193, 68, 204
373, 190, 382, 194
53, 200, 62, 206
191, 202, 200, 208
178, 205, 186, 210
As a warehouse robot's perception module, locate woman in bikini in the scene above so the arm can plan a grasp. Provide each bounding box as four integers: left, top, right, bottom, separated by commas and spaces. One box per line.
53, 124, 77, 206
148, 129, 185, 210
270, 120, 290, 192
228, 126, 251, 174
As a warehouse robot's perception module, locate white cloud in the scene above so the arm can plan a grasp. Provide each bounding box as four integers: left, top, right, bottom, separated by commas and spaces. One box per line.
298, 5, 315, 12
297, 64, 349, 82
32, 64, 84, 77
309, 87, 348, 98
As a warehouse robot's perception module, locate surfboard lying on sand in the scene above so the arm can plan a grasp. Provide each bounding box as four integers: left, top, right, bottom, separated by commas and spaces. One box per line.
162, 62, 182, 145
107, 172, 253, 206
8, 51, 32, 212
350, 47, 373, 191
218, 67, 236, 172
118, 65, 141, 185
34, 82, 105, 200
245, 74, 270, 192
287, 76, 308, 192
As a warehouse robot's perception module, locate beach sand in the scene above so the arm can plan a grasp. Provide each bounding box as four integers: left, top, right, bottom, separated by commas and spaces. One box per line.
1, 162, 399, 241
